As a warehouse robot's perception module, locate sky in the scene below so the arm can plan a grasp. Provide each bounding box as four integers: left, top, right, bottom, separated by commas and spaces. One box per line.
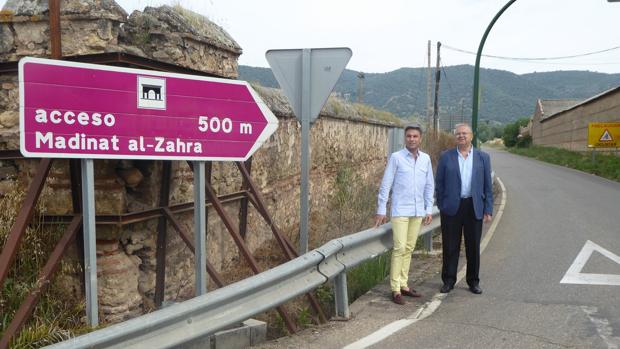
3, 0, 620, 74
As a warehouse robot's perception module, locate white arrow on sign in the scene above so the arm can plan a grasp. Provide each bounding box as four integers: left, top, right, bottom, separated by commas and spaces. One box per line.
560, 240, 620, 286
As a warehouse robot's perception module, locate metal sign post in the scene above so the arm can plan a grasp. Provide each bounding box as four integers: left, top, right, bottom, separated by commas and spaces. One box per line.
300, 49, 312, 255
193, 161, 207, 296
80, 158, 98, 326
266, 47, 352, 253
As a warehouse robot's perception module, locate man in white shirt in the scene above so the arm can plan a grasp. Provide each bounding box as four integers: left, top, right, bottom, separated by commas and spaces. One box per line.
375, 124, 434, 305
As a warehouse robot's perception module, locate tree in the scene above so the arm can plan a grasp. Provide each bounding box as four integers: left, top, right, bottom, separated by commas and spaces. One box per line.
502, 117, 530, 147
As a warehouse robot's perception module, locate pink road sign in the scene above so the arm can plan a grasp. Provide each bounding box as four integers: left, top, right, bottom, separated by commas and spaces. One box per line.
18, 57, 278, 161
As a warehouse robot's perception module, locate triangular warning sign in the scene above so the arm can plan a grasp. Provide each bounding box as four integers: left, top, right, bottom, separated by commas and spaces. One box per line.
599, 129, 613, 142
560, 240, 620, 285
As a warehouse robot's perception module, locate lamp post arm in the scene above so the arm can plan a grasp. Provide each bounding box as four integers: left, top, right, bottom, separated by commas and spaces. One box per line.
472, 0, 517, 146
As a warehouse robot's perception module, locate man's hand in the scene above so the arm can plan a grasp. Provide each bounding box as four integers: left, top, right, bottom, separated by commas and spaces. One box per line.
483, 214, 492, 223
374, 214, 387, 228
423, 214, 433, 225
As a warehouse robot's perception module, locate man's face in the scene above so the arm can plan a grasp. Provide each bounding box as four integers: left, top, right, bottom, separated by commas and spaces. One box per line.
455, 126, 473, 147
405, 128, 422, 152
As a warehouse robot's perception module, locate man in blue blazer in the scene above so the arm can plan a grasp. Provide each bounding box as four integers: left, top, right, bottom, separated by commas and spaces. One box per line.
435, 123, 493, 295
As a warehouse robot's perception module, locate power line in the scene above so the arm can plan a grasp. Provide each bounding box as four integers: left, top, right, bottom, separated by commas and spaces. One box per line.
442, 43, 620, 61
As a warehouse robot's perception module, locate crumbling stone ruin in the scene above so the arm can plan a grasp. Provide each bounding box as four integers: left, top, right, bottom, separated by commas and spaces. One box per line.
0, 0, 397, 324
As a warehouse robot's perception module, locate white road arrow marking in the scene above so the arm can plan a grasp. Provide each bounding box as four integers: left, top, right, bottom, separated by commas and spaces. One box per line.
560, 240, 620, 286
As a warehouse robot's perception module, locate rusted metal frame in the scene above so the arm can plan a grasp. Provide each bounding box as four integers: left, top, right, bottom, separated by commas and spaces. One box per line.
39, 190, 250, 225
238, 158, 252, 239
0, 215, 82, 349
245, 191, 297, 257
0, 158, 53, 290
49, 0, 62, 59
0, 150, 23, 160
246, 192, 298, 261
236, 162, 327, 324
67, 52, 219, 77
69, 159, 85, 294
245, 192, 327, 324
0, 52, 221, 76
154, 161, 172, 307
69, 160, 82, 213
161, 207, 224, 288
236, 162, 298, 259
193, 165, 297, 334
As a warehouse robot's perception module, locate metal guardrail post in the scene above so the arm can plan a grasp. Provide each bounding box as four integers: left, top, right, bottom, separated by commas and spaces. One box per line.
423, 232, 433, 253
334, 272, 350, 319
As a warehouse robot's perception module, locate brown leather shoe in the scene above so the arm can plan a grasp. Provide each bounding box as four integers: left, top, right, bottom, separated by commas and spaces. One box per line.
392, 292, 405, 305
400, 287, 422, 298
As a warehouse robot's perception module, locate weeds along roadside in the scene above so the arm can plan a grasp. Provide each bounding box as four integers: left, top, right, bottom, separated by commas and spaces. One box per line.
508, 145, 620, 182
0, 181, 88, 348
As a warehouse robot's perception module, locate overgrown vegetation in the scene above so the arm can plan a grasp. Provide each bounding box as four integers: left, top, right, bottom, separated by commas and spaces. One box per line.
350, 102, 404, 124
331, 162, 377, 232
346, 253, 391, 301
0, 182, 87, 348
422, 131, 457, 169
508, 146, 620, 182
502, 117, 531, 148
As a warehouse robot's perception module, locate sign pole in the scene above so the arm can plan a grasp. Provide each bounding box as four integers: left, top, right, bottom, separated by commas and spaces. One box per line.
80, 158, 98, 326
193, 161, 207, 296
299, 49, 312, 254
265, 47, 352, 254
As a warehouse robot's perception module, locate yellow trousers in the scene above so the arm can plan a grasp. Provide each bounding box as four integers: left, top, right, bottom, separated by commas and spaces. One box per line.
390, 216, 423, 292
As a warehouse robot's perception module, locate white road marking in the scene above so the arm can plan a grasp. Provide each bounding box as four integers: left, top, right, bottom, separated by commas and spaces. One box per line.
560, 240, 620, 286
342, 177, 507, 349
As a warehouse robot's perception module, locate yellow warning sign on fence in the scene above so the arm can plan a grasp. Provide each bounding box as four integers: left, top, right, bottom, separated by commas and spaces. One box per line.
588, 122, 620, 148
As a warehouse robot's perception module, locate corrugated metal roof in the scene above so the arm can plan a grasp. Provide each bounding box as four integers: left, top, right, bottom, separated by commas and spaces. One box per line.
539, 99, 582, 121
540, 85, 620, 122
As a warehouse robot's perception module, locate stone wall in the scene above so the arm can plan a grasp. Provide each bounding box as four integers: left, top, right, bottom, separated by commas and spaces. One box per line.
0, 1, 399, 323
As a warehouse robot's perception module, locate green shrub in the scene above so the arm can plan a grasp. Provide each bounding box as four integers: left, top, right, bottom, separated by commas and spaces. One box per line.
502, 117, 529, 147
516, 134, 532, 148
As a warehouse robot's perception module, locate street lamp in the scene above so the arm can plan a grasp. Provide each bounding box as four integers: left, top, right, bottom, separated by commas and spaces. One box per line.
472, 0, 617, 146
471, 0, 517, 146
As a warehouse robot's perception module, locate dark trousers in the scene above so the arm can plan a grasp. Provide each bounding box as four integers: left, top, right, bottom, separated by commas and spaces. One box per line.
440, 197, 483, 288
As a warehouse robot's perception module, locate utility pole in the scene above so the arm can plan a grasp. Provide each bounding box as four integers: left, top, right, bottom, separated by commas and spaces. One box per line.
432, 41, 441, 137
356, 72, 365, 103
426, 40, 432, 131
460, 98, 465, 124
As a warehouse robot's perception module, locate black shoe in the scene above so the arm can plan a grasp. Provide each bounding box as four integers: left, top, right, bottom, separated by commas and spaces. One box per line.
440, 284, 453, 293
392, 292, 405, 305
469, 285, 482, 294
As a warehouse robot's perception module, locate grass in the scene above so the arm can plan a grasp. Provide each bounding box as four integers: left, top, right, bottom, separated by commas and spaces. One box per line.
351, 102, 403, 124
508, 145, 620, 182
346, 252, 391, 301
0, 181, 88, 348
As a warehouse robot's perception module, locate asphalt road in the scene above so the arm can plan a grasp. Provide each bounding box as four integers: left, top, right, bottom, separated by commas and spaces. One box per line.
374, 148, 620, 348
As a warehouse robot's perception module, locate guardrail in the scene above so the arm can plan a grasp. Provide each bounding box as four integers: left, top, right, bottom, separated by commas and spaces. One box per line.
46, 207, 441, 349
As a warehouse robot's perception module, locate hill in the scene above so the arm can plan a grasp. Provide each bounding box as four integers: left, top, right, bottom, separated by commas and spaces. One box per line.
238, 65, 620, 124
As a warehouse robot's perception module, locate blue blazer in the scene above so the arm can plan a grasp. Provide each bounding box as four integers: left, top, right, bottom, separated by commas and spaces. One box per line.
435, 148, 493, 219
